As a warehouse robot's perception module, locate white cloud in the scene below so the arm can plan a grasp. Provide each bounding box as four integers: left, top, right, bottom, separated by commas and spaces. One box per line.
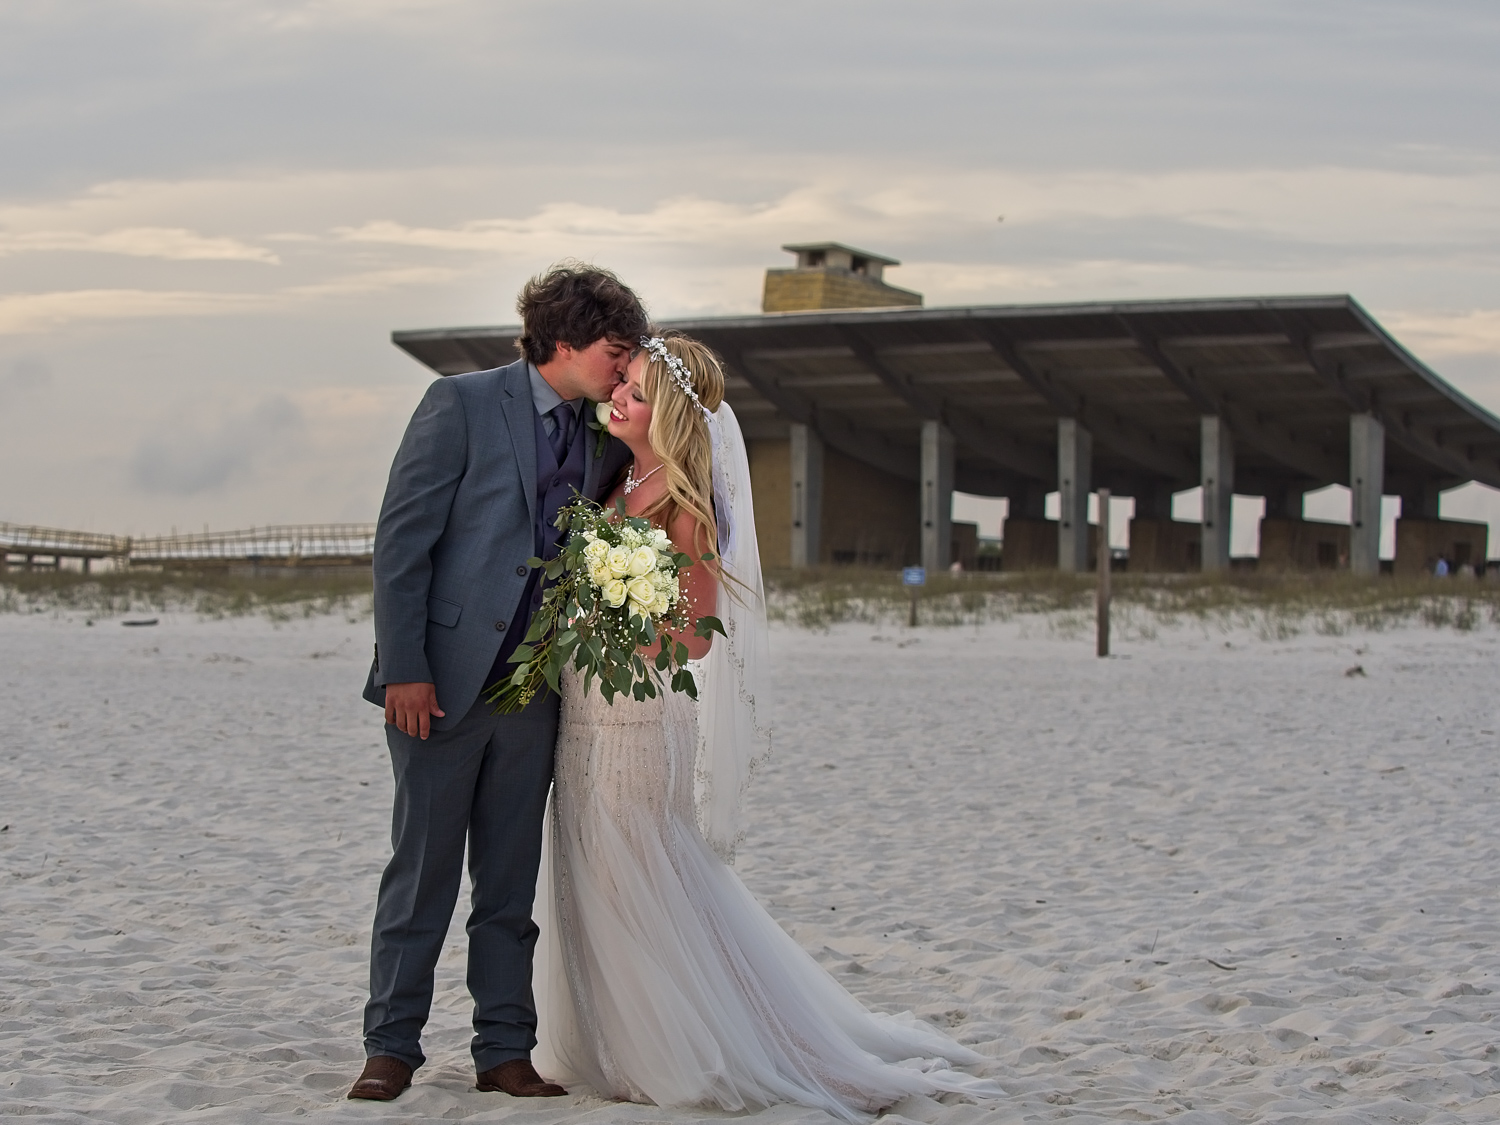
285, 266, 460, 298
327, 163, 1500, 273
0, 227, 279, 262
1381, 309, 1500, 356
0, 288, 266, 335
0, 266, 456, 337
331, 191, 844, 257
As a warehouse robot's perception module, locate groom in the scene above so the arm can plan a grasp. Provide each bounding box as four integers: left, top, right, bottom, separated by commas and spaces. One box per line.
349, 265, 647, 1102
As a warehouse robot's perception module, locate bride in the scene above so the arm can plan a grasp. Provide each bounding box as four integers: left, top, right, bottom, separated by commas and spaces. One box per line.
531, 333, 1003, 1120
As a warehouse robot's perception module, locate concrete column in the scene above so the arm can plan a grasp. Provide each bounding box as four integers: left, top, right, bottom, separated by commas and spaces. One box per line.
1349, 413, 1385, 575
920, 420, 954, 572
789, 423, 824, 568
1200, 415, 1235, 571
1057, 417, 1092, 572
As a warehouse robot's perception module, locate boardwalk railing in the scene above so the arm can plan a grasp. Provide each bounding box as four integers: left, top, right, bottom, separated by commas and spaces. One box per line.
128, 524, 377, 563
0, 523, 128, 560
3, 521, 376, 569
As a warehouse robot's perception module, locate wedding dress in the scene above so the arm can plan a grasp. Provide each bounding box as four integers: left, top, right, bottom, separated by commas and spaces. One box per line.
530, 405, 1002, 1120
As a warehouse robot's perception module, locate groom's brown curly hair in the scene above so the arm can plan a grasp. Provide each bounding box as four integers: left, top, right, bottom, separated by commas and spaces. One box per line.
515, 262, 650, 366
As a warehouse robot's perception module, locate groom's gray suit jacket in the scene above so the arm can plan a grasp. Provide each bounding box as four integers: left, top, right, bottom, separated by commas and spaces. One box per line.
362, 357, 628, 731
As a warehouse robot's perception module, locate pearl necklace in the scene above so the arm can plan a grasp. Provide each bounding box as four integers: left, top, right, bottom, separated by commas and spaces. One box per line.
622, 461, 663, 495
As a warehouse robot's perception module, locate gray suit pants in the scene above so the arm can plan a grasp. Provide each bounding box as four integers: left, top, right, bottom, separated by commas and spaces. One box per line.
362, 692, 558, 1072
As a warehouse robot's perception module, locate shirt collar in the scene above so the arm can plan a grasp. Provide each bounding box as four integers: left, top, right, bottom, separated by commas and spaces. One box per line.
528, 362, 580, 417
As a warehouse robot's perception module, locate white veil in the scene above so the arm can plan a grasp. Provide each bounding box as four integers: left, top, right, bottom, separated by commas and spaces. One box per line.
694, 401, 772, 862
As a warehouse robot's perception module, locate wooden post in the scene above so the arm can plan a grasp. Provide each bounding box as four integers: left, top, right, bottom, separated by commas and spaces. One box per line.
1096, 488, 1111, 657
902, 565, 925, 627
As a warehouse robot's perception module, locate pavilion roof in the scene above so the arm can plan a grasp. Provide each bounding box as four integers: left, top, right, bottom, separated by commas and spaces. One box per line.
392, 295, 1500, 497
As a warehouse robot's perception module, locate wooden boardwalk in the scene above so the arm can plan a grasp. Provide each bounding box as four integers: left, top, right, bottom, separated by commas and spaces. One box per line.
1, 522, 375, 571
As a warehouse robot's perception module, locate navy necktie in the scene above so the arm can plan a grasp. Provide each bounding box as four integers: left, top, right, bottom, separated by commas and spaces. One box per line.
547, 403, 575, 463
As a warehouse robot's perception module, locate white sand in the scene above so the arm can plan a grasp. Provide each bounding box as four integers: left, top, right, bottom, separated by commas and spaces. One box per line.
4, 607, 1500, 1123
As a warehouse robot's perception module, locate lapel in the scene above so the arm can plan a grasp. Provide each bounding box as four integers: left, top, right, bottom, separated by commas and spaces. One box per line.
498, 358, 538, 526
582, 403, 606, 500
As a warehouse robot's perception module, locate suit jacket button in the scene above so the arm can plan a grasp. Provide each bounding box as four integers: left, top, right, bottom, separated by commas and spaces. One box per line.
495, 620, 506, 631
516, 565, 527, 576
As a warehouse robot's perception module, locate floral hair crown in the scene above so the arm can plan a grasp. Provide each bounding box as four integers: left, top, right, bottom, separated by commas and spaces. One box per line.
640, 336, 709, 416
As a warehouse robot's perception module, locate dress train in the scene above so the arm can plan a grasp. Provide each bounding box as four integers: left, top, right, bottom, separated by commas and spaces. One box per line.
531, 668, 1002, 1120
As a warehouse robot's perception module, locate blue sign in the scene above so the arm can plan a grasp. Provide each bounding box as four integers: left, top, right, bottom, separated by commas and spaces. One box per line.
902, 566, 926, 586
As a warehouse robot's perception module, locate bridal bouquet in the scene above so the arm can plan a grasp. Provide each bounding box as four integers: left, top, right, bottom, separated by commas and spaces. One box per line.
486, 495, 724, 713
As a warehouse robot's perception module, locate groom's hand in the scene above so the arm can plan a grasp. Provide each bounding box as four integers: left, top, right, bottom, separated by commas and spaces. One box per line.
385, 682, 445, 740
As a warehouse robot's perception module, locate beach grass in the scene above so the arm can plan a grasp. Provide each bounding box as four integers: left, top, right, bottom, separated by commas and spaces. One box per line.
0, 567, 374, 621
6, 564, 1498, 637
763, 566, 1500, 637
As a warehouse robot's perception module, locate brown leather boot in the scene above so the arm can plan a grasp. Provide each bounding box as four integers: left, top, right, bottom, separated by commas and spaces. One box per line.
347, 1056, 413, 1101
475, 1058, 568, 1097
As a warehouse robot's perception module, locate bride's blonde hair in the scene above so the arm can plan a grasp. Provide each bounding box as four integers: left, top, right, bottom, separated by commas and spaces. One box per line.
635, 333, 725, 564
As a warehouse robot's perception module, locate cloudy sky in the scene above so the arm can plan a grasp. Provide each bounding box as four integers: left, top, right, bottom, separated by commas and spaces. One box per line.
3, 0, 1499, 544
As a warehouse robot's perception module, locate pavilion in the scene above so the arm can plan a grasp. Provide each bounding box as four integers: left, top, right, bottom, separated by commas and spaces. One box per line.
392, 244, 1499, 575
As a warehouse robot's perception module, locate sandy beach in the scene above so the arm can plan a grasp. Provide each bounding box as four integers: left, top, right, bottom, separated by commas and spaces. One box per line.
4, 606, 1500, 1123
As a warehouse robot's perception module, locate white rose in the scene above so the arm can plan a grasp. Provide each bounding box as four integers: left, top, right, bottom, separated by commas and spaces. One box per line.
649, 528, 670, 548
595, 400, 613, 427
582, 538, 609, 563
587, 562, 611, 587
605, 546, 631, 578
626, 545, 657, 577
626, 576, 656, 609
601, 578, 628, 608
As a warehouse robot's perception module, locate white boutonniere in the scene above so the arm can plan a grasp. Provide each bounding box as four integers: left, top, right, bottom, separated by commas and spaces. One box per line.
586, 400, 613, 458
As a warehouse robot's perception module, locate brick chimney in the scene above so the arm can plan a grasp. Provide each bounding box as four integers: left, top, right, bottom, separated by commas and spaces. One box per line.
761, 242, 923, 313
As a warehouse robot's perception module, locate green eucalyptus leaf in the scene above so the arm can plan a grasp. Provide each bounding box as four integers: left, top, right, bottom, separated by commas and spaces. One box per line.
694, 615, 727, 639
